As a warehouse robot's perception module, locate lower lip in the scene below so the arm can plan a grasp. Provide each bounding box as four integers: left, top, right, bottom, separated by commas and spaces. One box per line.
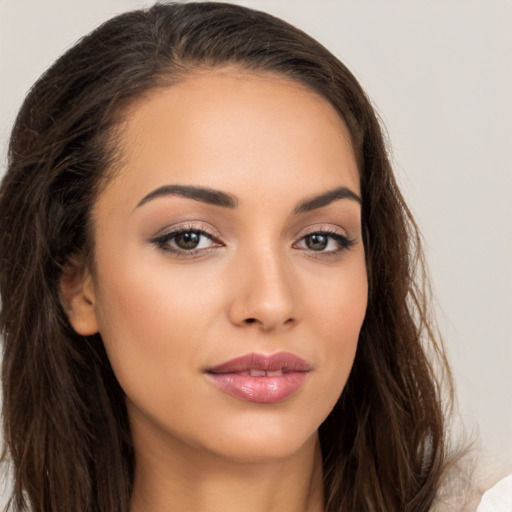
206, 372, 308, 403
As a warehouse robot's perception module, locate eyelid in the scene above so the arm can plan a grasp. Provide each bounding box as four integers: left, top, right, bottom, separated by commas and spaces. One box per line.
149, 222, 224, 257
293, 224, 352, 242
148, 221, 356, 259
292, 224, 356, 255
151, 221, 221, 241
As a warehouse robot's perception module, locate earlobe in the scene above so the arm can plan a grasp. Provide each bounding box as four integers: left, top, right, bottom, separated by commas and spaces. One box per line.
59, 261, 99, 336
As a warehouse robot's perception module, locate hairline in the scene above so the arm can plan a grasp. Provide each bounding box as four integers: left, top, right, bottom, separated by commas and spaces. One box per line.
84, 63, 359, 273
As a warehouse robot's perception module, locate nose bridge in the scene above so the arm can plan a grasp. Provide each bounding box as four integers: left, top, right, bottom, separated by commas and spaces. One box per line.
228, 240, 299, 331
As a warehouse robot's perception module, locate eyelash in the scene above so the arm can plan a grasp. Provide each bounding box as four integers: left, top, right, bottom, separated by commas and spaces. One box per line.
151, 225, 355, 259
151, 225, 222, 258
293, 228, 355, 258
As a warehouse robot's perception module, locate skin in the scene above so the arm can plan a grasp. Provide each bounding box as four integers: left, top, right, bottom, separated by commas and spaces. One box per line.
64, 70, 368, 512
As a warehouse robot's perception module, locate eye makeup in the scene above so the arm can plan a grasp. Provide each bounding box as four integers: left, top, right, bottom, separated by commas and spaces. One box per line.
150, 224, 224, 258
150, 222, 356, 261
294, 227, 355, 255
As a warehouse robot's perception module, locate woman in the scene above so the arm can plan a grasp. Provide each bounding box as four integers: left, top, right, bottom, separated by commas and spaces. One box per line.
0, 2, 508, 511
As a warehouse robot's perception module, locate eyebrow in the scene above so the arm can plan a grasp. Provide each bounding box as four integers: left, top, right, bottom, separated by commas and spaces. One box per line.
293, 186, 362, 214
136, 184, 361, 212
136, 184, 238, 209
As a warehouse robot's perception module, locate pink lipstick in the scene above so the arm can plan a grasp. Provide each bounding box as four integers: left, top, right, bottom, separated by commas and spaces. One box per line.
205, 352, 311, 403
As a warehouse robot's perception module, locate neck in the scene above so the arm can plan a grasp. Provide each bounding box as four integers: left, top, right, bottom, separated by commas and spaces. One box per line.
129, 429, 324, 512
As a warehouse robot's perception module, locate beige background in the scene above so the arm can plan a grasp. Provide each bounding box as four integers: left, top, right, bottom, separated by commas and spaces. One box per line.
1, 0, 511, 491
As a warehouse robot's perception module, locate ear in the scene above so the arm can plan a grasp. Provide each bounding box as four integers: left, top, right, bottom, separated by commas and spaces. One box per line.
59, 259, 99, 336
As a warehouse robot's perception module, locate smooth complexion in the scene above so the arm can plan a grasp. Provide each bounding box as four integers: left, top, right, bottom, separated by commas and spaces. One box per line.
64, 70, 368, 512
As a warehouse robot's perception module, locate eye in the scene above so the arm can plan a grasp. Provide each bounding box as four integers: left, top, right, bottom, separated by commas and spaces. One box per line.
303, 233, 331, 251
294, 230, 354, 255
151, 227, 221, 255
173, 231, 207, 250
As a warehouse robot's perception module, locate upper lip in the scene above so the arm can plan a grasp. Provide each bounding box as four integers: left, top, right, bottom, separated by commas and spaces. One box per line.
207, 352, 311, 374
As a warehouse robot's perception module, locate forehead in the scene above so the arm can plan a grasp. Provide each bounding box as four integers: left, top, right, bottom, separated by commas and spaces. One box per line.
98, 69, 360, 211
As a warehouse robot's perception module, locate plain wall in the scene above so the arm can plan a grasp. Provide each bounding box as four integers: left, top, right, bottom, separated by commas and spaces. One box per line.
1, 0, 511, 493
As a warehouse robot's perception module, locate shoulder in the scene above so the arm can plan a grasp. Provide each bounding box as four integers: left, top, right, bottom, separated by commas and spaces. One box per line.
431, 451, 512, 512
476, 474, 512, 512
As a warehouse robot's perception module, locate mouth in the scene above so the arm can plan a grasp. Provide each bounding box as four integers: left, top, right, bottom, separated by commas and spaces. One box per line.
205, 352, 311, 404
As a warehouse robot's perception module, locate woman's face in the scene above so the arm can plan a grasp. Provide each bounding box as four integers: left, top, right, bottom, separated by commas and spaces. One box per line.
74, 70, 367, 463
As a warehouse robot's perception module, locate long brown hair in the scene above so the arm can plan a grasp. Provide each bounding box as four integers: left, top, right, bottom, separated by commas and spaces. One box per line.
0, 2, 454, 511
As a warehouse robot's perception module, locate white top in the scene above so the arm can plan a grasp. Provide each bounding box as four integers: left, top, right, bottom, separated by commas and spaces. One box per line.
476, 475, 512, 512
431, 463, 512, 512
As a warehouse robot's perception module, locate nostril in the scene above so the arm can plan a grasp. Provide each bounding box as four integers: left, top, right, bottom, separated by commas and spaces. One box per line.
244, 318, 257, 324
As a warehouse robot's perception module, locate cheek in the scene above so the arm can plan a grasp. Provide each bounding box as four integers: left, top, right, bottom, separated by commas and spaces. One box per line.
91, 247, 221, 403
303, 251, 367, 338
91, 232, 367, 454
303, 256, 367, 398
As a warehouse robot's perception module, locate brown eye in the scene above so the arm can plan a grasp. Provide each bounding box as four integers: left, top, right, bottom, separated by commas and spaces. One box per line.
294, 230, 355, 255
305, 234, 328, 251
152, 227, 222, 256
174, 231, 201, 250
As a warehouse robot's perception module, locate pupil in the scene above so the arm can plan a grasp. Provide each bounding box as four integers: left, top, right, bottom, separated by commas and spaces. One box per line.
306, 234, 328, 251
176, 231, 200, 249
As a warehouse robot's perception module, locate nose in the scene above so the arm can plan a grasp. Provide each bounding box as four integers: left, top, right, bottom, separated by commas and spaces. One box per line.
227, 246, 300, 332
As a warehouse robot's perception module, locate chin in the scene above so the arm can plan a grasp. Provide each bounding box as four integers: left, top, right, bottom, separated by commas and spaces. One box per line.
192, 409, 322, 463
206, 433, 318, 464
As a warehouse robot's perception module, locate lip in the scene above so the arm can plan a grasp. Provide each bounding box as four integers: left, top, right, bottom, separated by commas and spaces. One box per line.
205, 352, 311, 404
